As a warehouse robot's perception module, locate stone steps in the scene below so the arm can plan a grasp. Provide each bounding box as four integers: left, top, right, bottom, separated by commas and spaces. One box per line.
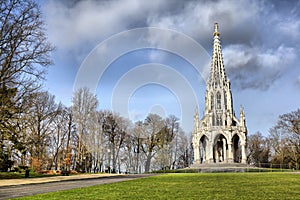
189, 163, 251, 172
191, 163, 248, 168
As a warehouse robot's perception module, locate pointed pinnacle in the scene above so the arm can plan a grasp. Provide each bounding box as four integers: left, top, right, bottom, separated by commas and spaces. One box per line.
214, 23, 219, 36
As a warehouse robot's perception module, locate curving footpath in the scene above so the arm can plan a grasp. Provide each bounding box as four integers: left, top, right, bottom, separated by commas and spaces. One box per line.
0, 174, 155, 199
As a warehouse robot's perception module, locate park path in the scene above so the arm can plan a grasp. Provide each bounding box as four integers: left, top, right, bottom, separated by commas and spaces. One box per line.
0, 174, 154, 199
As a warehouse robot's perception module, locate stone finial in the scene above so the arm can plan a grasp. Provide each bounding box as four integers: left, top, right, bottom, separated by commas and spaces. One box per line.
194, 106, 199, 120
194, 106, 199, 129
214, 23, 219, 36
240, 105, 245, 116
240, 105, 246, 126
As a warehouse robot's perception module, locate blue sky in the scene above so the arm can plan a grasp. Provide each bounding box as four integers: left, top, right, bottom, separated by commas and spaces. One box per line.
40, 0, 300, 135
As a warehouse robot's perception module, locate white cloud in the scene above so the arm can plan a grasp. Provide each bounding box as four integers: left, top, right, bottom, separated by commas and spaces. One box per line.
44, 0, 262, 52
278, 19, 300, 40
147, 0, 260, 43
222, 44, 253, 70
258, 46, 296, 70
44, 0, 171, 50
223, 44, 297, 90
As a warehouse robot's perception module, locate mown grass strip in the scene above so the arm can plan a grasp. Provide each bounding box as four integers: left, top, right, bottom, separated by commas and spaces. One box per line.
16, 173, 300, 200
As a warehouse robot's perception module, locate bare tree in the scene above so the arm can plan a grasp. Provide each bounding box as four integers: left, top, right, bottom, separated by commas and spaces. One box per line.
173, 128, 191, 169
247, 132, 270, 167
0, 0, 53, 171
26, 91, 58, 171
0, 0, 53, 89
153, 115, 179, 170
115, 116, 132, 173
101, 111, 127, 173
130, 121, 144, 173
72, 87, 98, 172
48, 103, 73, 170
121, 133, 136, 173
140, 114, 168, 172
62, 107, 75, 171
269, 109, 300, 169
165, 115, 179, 169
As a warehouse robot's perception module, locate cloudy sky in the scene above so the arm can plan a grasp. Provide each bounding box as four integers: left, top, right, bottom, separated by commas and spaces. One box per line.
40, 0, 300, 135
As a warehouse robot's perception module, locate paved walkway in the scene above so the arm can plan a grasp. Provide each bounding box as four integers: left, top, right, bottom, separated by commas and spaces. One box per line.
0, 173, 118, 187
0, 174, 154, 199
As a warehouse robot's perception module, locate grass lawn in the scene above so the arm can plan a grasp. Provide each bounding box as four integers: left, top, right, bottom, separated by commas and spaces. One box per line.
16, 172, 300, 200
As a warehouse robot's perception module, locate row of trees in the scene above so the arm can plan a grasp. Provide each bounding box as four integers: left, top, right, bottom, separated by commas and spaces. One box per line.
2, 83, 298, 172
1, 87, 192, 173
71, 87, 192, 173
247, 109, 300, 169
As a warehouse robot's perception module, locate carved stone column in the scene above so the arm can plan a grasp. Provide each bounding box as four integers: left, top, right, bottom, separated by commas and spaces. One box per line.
194, 144, 200, 164
207, 142, 214, 163
223, 138, 227, 162
241, 142, 246, 164
227, 141, 233, 163
215, 145, 219, 162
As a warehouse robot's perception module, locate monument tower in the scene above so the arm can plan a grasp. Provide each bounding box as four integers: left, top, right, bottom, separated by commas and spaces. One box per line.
192, 23, 247, 164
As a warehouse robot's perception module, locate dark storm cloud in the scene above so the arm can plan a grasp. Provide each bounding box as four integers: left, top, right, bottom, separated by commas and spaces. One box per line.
223, 44, 297, 91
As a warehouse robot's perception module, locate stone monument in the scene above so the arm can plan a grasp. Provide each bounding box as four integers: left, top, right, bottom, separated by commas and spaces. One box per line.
192, 23, 247, 165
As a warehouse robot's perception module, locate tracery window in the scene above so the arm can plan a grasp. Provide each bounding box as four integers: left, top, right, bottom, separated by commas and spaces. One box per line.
217, 114, 222, 126
224, 92, 227, 110
210, 93, 214, 110
216, 92, 221, 109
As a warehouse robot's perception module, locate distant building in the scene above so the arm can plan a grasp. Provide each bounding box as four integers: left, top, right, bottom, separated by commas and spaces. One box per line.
192, 23, 247, 164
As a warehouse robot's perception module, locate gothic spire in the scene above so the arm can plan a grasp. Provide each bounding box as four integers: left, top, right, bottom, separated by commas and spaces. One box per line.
208, 23, 227, 88
192, 23, 247, 165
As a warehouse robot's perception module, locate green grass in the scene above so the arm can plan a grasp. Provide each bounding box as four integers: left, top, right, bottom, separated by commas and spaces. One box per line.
16, 173, 300, 200
152, 167, 296, 173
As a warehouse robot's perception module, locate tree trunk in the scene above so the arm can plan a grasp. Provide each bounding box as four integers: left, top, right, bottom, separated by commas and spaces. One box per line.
112, 144, 116, 173
145, 153, 152, 172
65, 112, 72, 171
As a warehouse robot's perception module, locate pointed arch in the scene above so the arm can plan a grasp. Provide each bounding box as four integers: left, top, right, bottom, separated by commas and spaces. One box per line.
232, 134, 241, 163
199, 135, 209, 163
213, 134, 228, 163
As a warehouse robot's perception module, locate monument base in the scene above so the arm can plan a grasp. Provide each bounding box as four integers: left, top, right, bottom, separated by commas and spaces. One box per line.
189, 163, 252, 173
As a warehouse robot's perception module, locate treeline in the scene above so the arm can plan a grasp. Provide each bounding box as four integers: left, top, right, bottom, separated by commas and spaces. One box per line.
1, 87, 192, 173
247, 109, 300, 169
